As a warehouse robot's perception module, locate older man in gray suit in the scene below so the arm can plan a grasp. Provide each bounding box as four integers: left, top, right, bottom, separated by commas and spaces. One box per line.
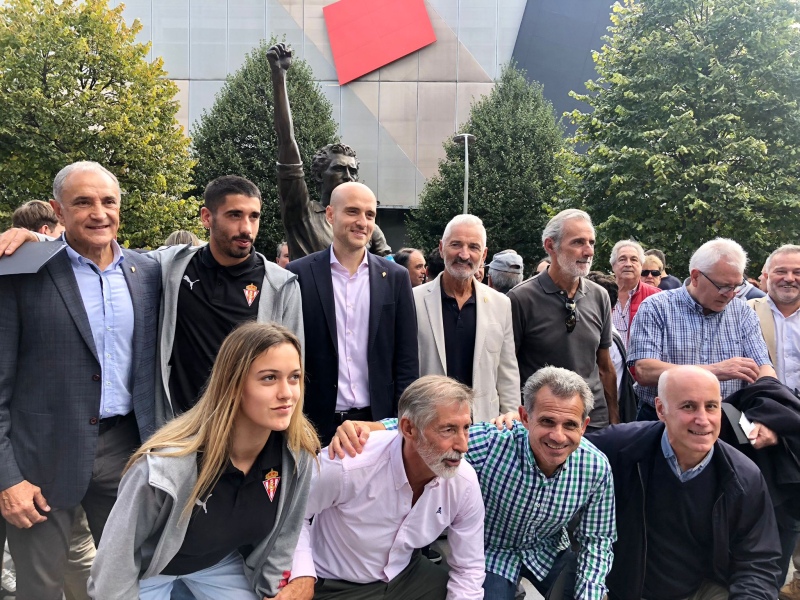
0, 161, 160, 599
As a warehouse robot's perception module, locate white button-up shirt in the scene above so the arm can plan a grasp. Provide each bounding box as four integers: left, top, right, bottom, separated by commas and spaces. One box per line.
768, 295, 800, 392
330, 247, 371, 410
291, 431, 485, 599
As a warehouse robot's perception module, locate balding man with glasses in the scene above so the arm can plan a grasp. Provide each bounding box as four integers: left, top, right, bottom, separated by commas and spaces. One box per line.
628, 238, 776, 421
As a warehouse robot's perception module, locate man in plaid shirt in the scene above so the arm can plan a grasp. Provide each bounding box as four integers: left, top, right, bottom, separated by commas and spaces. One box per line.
628, 238, 776, 421
331, 366, 616, 600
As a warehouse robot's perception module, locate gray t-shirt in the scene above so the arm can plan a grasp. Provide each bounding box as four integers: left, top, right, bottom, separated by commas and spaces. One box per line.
508, 269, 613, 427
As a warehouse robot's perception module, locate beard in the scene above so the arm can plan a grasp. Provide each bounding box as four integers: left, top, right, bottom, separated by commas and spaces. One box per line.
417, 435, 462, 479
445, 256, 479, 281
557, 251, 592, 279
210, 222, 253, 260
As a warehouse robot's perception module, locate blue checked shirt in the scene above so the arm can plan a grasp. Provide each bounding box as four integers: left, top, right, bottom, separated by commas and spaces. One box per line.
383, 419, 615, 600
628, 285, 772, 407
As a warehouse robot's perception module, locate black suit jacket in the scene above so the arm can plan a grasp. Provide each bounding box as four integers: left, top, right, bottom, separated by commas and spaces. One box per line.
0, 248, 160, 508
287, 247, 418, 444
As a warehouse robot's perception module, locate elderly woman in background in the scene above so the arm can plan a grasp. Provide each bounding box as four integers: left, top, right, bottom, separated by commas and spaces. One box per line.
641, 254, 664, 288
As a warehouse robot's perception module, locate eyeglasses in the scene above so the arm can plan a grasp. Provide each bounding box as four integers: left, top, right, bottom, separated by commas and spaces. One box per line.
641, 269, 662, 277
699, 271, 746, 295
565, 297, 577, 333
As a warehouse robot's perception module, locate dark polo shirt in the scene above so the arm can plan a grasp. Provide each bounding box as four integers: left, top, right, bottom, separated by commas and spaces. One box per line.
169, 245, 265, 413
440, 282, 477, 387
507, 268, 613, 427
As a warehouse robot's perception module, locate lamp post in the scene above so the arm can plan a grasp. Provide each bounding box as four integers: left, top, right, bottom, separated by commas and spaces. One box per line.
453, 133, 476, 214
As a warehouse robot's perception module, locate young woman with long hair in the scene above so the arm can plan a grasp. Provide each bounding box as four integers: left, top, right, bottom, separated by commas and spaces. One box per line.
88, 322, 320, 599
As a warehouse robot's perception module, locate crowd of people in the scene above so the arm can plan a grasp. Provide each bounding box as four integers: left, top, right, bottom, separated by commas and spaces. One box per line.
0, 160, 797, 600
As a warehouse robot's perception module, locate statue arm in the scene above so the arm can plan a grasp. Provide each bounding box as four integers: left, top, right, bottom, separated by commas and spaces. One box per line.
268, 43, 302, 166
369, 225, 392, 256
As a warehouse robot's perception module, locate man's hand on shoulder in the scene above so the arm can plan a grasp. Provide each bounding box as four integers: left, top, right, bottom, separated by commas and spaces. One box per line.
328, 420, 386, 459
0, 228, 38, 258
489, 411, 520, 430
1, 480, 50, 528
271, 576, 314, 600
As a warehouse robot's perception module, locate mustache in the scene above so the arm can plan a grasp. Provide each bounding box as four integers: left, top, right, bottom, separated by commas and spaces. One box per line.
452, 258, 473, 266
440, 451, 463, 463
232, 235, 253, 243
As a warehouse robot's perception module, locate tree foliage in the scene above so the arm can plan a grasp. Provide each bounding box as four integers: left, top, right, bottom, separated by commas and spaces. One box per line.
568, 0, 800, 275
407, 64, 567, 276
0, 0, 200, 247
191, 38, 339, 257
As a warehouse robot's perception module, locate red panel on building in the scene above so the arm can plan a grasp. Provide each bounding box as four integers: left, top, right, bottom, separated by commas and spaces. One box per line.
324, 0, 436, 85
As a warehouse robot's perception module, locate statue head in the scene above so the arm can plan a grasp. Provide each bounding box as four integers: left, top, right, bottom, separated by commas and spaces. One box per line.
312, 143, 360, 205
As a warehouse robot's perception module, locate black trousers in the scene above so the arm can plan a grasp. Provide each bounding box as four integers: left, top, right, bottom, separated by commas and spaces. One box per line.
7, 415, 140, 600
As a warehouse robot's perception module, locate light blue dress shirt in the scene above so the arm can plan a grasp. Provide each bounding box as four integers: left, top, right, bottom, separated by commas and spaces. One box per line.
661, 429, 715, 482
64, 235, 135, 417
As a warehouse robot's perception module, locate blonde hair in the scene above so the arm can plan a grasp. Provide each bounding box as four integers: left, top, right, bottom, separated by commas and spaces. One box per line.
643, 254, 664, 272
126, 322, 320, 518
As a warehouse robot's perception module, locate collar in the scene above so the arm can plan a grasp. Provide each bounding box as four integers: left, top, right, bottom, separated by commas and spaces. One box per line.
536, 267, 585, 300
767, 294, 800, 320
200, 243, 257, 276
62, 233, 124, 271
390, 434, 441, 491
660, 428, 714, 480
329, 245, 369, 272
221, 432, 281, 482
440, 279, 476, 304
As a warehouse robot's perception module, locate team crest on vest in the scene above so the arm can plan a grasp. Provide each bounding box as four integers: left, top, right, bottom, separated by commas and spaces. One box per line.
263, 469, 280, 502
244, 283, 259, 307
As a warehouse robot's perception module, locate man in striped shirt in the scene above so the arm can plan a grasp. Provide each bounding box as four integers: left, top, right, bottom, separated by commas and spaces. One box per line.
331, 366, 616, 600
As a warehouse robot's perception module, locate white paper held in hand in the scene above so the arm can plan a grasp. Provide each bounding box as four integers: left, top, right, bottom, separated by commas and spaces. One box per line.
739, 412, 757, 445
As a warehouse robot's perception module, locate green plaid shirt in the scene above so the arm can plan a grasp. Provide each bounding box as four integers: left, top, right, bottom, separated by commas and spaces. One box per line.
383, 419, 615, 600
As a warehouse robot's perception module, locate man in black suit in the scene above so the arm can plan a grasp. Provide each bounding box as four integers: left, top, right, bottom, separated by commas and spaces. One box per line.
287, 182, 418, 445
0, 162, 160, 599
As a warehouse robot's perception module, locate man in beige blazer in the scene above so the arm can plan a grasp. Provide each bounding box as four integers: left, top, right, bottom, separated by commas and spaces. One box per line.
414, 215, 520, 422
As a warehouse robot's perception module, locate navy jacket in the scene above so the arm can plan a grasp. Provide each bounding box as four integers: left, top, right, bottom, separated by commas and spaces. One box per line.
0, 249, 160, 508
287, 247, 418, 444
587, 422, 781, 600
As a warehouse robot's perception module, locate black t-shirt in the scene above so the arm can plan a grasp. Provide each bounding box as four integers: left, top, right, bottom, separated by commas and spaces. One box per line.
162, 432, 284, 576
642, 450, 718, 599
169, 246, 265, 413
440, 282, 477, 387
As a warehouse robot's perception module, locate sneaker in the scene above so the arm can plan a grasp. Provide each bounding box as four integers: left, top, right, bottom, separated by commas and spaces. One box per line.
1, 568, 15, 594
780, 579, 800, 600
425, 548, 443, 564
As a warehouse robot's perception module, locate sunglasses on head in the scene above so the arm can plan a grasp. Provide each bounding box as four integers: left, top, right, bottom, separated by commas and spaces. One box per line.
565, 297, 577, 333
641, 269, 662, 277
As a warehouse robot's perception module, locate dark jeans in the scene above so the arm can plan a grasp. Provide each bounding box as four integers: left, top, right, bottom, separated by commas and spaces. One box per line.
7, 415, 140, 600
170, 579, 196, 600
636, 400, 659, 422
482, 550, 577, 600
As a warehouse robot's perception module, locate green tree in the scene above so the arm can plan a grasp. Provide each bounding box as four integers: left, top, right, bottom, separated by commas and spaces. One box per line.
0, 0, 200, 247
568, 0, 800, 275
407, 64, 567, 275
191, 39, 339, 257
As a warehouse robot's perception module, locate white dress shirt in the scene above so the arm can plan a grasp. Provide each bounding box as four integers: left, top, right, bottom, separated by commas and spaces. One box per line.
768, 295, 800, 392
291, 431, 485, 599
330, 247, 371, 410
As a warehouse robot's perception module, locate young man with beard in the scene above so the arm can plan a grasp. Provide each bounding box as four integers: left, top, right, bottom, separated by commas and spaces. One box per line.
286, 376, 485, 600
507, 209, 619, 429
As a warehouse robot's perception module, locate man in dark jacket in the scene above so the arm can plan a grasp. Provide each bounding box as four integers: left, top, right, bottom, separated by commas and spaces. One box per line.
588, 365, 782, 600
286, 182, 418, 444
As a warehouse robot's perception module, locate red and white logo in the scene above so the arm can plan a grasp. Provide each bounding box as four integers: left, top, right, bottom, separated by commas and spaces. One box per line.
244, 283, 259, 307
263, 469, 280, 502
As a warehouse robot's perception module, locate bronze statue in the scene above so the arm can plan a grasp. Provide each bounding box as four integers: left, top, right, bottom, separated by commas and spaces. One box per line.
268, 43, 392, 261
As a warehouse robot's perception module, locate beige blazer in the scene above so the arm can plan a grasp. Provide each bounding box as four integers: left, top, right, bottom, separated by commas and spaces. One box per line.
747, 296, 777, 364
414, 274, 520, 422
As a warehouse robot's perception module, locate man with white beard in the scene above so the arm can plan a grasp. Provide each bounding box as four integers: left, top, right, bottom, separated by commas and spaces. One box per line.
288, 375, 485, 600
507, 209, 619, 429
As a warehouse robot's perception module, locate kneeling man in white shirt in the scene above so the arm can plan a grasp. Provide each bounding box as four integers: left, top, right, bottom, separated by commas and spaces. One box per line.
288, 375, 486, 600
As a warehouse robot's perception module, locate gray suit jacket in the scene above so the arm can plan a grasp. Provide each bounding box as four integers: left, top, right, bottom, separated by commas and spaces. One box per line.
414, 274, 520, 422
0, 249, 160, 508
